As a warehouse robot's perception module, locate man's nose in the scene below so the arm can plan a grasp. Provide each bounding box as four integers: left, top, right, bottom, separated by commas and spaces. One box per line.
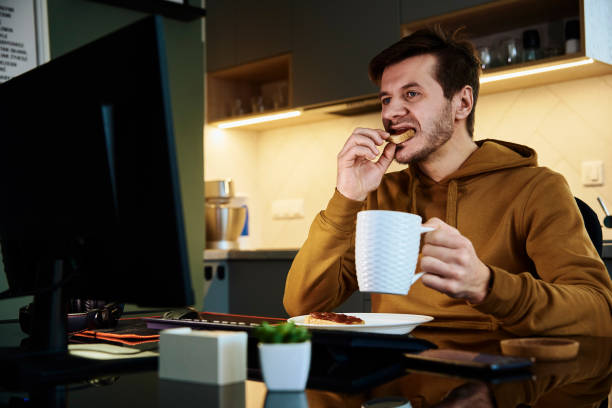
383, 98, 409, 121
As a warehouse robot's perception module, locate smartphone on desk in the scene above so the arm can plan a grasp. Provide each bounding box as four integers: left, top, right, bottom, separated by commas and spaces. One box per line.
404, 349, 534, 375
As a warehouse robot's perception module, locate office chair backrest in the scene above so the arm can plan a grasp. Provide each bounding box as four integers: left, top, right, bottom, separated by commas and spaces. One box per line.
575, 197, 603, 258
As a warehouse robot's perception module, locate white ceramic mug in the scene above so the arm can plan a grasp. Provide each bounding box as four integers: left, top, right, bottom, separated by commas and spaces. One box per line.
355, 210, 433, 295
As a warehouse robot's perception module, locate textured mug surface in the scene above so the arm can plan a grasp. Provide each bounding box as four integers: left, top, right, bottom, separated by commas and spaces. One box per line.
356, 210, 429, 295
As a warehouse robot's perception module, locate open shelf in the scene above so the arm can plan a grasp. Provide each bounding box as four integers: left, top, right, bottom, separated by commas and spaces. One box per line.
401, 0, 580, 39
400, 0, 612, 96
207, 0, 612, 131
206, 54, 291, 123
479, 54, 611, 94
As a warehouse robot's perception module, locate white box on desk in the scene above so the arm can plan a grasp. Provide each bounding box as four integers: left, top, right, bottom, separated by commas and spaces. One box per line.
159, 327, 247, 385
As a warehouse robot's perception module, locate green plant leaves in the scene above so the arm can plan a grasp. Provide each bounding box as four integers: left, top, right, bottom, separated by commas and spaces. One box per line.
255, 321, 311, 343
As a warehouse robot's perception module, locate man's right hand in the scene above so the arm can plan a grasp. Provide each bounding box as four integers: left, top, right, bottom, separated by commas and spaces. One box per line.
336, 128, 396, 201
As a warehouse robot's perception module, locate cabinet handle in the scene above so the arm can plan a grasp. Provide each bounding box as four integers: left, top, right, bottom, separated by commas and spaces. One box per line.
217, 266, 226, 280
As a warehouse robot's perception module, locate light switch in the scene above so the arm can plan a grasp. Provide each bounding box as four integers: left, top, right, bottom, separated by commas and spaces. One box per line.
272, 199, 304, 219
581, 161, 604, 186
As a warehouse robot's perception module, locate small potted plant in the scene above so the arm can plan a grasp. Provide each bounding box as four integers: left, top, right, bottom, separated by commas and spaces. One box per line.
255, 321, 312, 391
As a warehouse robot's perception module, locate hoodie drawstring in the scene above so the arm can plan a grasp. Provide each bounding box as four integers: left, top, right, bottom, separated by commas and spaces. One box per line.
409, 168, 458, 228
445, 180, 458, 228
410, 175, 419, 214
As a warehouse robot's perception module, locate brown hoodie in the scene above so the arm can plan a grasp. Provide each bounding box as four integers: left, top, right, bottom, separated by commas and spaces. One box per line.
284, 139, 612, 336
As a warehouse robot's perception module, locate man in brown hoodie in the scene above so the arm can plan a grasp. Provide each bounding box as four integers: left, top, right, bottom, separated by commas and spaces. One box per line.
283, 27, 612, 336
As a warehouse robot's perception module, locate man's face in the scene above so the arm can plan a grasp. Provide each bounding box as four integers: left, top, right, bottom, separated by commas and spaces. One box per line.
379, 54, 455, 164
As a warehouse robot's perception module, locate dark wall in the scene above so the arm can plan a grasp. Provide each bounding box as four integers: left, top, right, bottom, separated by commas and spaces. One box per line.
0, 0, 205, 319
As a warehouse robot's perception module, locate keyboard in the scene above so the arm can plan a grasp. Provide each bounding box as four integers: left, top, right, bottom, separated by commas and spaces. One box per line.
142, 312, 436, 353
143, 311, 285, 331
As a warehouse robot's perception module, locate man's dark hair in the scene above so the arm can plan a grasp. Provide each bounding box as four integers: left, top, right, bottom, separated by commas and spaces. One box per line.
368, 26, 480, 137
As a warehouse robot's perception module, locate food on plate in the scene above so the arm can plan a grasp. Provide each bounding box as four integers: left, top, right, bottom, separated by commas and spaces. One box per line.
388, 129, 415, 144
304, 312, 365, 325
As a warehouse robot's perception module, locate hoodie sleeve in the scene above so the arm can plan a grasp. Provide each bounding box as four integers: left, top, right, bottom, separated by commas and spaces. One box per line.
475, 172, 612, 336
283, 190, 365, 317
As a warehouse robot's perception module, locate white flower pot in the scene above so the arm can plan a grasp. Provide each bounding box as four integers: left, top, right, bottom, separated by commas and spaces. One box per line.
258, 340, 311, 391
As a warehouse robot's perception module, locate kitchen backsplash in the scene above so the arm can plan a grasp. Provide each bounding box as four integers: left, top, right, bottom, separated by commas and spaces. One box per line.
205, 73, 612, 248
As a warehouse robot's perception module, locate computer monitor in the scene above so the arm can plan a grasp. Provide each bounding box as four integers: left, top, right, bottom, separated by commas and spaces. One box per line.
0, 15, 194, 365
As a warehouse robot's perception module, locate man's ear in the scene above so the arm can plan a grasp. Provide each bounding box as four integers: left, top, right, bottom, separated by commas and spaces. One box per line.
453, 85, 473, 121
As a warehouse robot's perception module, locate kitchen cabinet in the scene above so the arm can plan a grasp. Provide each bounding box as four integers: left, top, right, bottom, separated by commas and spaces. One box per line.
206, 0, 612, 130
399, 0, 495, 25
401, 0, 612, 95
206, 0, 291, 72
291, 0, 400, 108
203, 251, 370, 318
206, 54, 291, 123
206, 0, 293, 123
206, 0, 400, 124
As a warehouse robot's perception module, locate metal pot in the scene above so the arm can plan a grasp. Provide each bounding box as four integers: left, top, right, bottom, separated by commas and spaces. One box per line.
205, 203, 246, 249
205, 179, 234, 200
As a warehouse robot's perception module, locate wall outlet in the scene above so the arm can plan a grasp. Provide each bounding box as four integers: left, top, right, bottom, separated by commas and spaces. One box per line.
582, 161, 604, 186
272, 199, 304, 219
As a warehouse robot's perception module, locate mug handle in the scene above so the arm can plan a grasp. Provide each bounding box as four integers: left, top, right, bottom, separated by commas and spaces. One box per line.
414, 227, 433, 284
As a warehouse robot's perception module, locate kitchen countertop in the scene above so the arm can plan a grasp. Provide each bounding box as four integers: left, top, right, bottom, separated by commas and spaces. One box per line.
204, 248, 298, 261
202, 242, 610, 260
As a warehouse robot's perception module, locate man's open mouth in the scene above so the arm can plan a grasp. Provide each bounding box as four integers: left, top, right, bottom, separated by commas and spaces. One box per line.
390, 125, 417, 135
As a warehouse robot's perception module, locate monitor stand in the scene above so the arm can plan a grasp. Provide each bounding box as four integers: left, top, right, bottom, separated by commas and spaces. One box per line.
0, 260, 155, 395
29, 259, 68, 354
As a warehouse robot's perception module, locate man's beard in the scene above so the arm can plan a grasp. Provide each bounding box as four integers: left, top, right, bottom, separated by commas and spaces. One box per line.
394, 101, 454, 165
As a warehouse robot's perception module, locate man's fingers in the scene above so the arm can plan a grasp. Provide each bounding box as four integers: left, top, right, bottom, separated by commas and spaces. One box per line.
422, 217, 446, 229
338, 145, 379, 164
423, 224, 463, 249
340, 128, 388, 152
339, 134, 382, 158
352, 128, 388, 144
420, 255, 458, 279
420, 271, 460, 295
421, 244, 466, 265
375, 142, 396, 170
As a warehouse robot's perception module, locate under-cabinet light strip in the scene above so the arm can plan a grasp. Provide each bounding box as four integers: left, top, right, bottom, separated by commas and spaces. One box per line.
480, 58, 594, 84
217, 110, 302, 129
216, 59, 595, 129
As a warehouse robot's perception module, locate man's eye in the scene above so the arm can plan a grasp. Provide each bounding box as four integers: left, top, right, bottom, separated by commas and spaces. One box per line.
381, 97, 391, 105
406, 91, 419, 98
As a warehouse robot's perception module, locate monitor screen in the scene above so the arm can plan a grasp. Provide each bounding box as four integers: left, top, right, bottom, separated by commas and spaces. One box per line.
0, 15, 194, 345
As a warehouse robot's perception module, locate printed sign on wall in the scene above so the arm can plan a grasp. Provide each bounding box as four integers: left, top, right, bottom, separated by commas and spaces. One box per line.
0, 0, 38, 84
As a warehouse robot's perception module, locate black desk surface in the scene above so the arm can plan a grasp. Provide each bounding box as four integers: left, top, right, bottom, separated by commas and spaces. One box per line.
1, 319, 611, 408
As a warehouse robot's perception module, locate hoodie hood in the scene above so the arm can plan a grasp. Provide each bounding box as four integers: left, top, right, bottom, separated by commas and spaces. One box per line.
409, 139, 538, 182
406, 139, 538, 226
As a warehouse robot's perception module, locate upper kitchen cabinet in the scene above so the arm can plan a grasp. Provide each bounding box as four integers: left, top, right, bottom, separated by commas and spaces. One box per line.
291, 0, 401, 108
401, 0, 612, 95
206, 0, 293, 123
399, 0, 495, 24
206, 0, 612, 129
206, 0, 292, 72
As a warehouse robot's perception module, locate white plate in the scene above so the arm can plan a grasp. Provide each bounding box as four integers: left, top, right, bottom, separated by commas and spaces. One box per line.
288, 313, 433, 335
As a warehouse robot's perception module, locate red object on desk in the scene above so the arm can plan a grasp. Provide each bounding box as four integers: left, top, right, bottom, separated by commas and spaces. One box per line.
72, 312, 287, 346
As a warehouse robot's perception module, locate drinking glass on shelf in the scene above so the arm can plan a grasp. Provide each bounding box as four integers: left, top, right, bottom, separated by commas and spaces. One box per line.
501, 38, 521, 65
232, 98, 244, 116
477, 46, 492, 70
251, 96, 264, 113
522, 29, 541, 62
272, 88, 286, 110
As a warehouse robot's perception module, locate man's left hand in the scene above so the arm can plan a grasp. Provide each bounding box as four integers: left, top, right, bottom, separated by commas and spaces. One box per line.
420, 217, 491, 304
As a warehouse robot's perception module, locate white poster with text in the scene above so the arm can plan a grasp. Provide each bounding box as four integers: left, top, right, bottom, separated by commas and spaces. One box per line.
0, 0, 38, 84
